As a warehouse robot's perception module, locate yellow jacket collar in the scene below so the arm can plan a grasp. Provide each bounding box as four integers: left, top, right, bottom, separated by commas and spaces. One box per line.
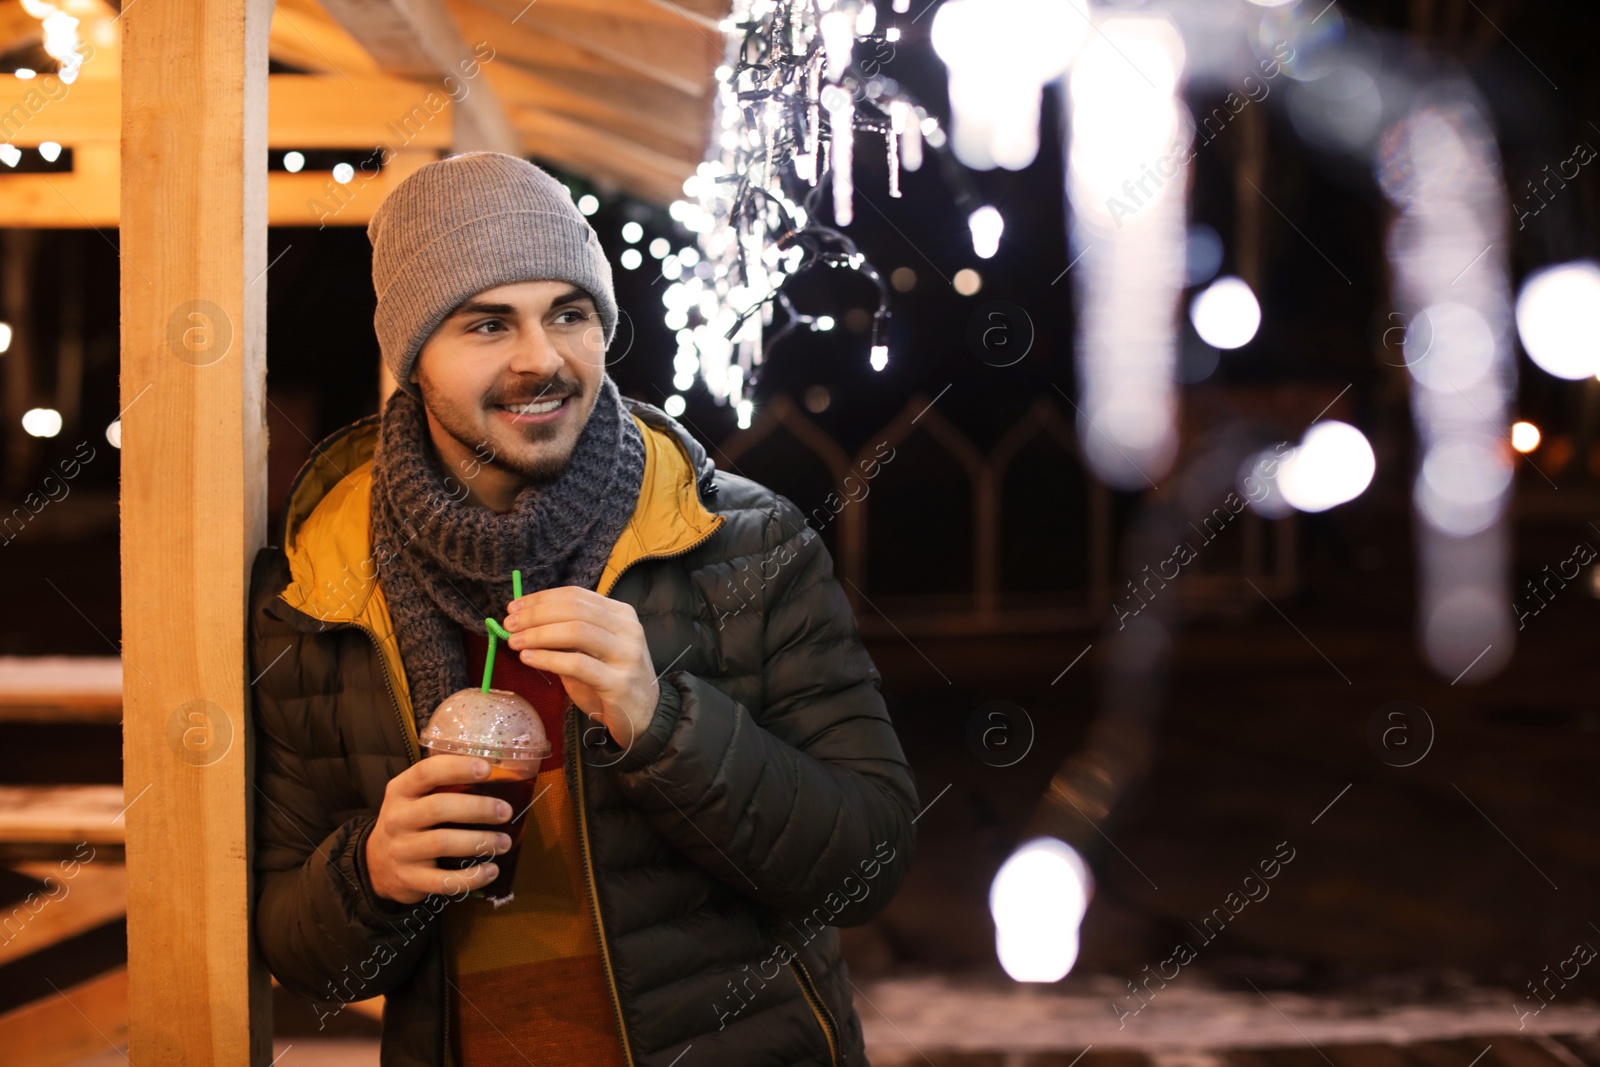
277, 412, 725, 627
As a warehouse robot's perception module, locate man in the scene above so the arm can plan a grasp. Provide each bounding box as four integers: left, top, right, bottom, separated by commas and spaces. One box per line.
248, 151, 918, 1067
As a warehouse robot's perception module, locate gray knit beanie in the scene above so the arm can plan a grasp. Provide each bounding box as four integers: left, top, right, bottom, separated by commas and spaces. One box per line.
367, 151, 618, 397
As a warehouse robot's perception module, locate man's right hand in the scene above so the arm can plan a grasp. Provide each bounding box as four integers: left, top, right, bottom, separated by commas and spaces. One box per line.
365, 755, 513, 905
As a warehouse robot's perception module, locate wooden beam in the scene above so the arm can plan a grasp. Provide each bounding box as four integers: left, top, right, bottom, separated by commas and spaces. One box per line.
268, 0, 384, 75
270, 74, 456, 148
485, 59, 708, 163
500, 0, 726, 31
640, 0, 728, 27
0, 74, 455, 148
462, 0, 721, 98
0, 786, 127, 845
0, 145, 440, 228
318, 0, 520, 154
0, 967, 128, 1067
516, 107, 695, 203
450, 3, 710, 98
0, 861, 127, 967
120, 0, 272, 1063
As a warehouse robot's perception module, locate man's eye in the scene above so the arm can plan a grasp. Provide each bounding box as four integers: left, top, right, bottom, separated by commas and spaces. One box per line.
472, 319, 504, 334
555, 309, 589, 324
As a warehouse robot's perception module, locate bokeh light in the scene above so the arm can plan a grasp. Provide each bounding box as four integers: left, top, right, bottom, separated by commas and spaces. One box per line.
22, 407, 62, 438
1189, 276, 1261, 349
1511, 421, 1541, 453
1279, 421, 1376, 513
1515, 261, 1600, 381
990, 837, 1092, 983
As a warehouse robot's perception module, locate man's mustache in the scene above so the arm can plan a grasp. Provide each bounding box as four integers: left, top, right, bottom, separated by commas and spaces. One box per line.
488, 378, 582, 406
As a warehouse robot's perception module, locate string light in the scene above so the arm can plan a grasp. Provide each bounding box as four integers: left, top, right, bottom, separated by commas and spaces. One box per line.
670, 0, 970, 410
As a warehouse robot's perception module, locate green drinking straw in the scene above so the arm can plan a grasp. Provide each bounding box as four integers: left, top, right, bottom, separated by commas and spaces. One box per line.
478, 570, 524, 693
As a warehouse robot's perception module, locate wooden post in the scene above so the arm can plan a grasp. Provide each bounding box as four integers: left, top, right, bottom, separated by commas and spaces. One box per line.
120, 0, 273, 1062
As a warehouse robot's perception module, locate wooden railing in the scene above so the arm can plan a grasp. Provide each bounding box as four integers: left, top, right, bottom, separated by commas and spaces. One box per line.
0, 657, 387, 1064
719, 393, 1297, 637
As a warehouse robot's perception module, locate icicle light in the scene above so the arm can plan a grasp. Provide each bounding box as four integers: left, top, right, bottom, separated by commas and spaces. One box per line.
668, 0, 949, 409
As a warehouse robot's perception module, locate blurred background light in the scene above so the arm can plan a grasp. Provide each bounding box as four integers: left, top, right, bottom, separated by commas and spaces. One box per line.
969, 206, 1004, 259
621, 221, 643, 244
1240, 447, 1294, 519
1510, 420, 1541, 453
932, 0, 1090, 170
1278, 421, 1376, 513
1382, 97, 1515, 683
1184, 223, 1223, 287
953, 268, 983, 296
22, 407, 62, 438
990, 837, 1092, 983
1189, 276, 1261, 349
577, 193, 600, 216
1515, 261, 1600, 381
1067, 14, 1188, 489
1416, 437, 1513, 537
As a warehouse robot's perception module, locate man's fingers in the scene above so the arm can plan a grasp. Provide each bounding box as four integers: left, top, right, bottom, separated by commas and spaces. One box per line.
507, 585, 605, 615
430, 861, 500, 899
508, 619, 626, 660
409, 790, 510, 831
390, 754, 491, 798
520, 647, 612, 690
505, 586, 629, 632
401, 828, 512, 864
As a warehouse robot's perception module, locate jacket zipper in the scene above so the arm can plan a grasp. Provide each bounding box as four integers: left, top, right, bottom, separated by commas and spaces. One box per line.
568, 706, 637, 1067
568, 516, 728, 1067
351, 621, 420, 764
774, 936, 841, 1067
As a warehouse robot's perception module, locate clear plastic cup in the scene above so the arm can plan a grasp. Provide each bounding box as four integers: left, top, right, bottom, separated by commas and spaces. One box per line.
420, 687, 552, 905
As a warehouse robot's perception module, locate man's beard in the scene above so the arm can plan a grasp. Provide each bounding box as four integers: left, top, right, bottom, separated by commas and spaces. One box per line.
424, 374, 591, 485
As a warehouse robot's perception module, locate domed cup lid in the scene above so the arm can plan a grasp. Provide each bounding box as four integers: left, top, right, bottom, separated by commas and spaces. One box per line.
421, 688, 552, 766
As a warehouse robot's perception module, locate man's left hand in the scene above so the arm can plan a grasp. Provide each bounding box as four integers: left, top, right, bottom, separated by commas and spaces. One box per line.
503, 586, 659, 751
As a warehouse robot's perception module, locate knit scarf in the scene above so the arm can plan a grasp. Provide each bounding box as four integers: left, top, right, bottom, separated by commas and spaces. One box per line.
368, 374, 646, 731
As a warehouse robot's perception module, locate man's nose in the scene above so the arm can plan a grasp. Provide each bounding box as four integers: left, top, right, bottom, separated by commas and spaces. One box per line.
506, 326, 564, 379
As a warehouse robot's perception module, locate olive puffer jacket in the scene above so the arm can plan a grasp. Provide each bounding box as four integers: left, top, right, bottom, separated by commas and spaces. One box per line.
247, 397, 919, 1067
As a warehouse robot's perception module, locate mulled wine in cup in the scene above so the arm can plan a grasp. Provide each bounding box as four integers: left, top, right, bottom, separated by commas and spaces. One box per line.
421, 687, 551, 906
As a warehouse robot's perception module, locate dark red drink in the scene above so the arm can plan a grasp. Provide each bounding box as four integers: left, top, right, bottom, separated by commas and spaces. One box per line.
419, 686, 551, 905
435, 769, 538, 900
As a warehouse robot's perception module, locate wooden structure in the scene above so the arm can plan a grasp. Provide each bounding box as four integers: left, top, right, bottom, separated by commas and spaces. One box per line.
0, 0, 725, 228
0, 0, 727, 1061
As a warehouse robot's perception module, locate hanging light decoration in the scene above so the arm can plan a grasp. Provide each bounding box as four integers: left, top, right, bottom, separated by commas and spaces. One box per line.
1379, 94, 1516, 683
931, 0, 1090, 171
1066, 14, 1190, 489
671, 0, 957, 421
